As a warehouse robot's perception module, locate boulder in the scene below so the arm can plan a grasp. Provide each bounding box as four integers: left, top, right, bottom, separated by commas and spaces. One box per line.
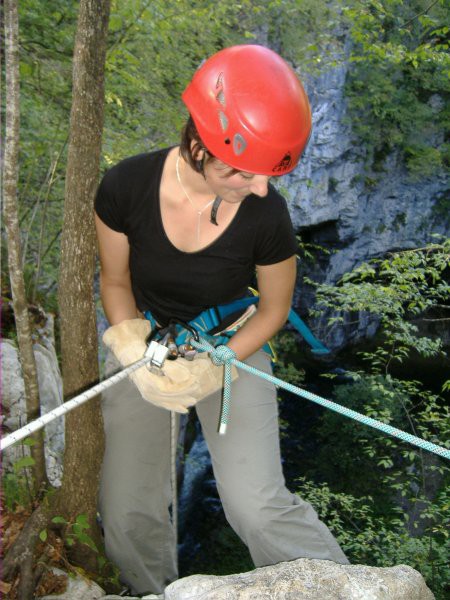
164, 558, 435, 600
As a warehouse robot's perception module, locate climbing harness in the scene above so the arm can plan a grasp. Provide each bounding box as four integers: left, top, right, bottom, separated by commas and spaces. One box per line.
143, 292, 330, 361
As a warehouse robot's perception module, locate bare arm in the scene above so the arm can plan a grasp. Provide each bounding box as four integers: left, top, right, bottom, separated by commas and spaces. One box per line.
95, 213, 140, 325
226, 255, 296, 361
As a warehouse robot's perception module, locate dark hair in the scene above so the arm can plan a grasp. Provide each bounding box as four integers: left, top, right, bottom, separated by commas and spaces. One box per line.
179, 115, 240, 177
179, 116, 209, 174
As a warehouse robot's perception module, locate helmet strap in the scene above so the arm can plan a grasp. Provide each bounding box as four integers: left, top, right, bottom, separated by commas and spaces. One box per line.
210, 196, 222, 226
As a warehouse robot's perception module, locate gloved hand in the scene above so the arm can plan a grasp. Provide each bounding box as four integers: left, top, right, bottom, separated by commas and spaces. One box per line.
103, 319, 238, 413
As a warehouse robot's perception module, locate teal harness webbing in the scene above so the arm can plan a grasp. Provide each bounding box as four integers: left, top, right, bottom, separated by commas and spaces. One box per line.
144, 295, 329, 354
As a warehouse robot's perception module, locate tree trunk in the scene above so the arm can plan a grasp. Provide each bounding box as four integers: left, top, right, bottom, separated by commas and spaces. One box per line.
3, 0, 48, 495
57, 0, 111, 570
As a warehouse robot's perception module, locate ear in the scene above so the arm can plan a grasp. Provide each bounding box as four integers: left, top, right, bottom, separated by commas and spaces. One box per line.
190, 140, 205, 160
190, 142, 207, 174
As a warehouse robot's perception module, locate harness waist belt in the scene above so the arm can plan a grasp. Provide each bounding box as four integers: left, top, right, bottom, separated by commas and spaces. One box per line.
144, 295, 330, 355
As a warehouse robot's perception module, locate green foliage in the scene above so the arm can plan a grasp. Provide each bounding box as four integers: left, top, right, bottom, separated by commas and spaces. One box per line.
343, 0, 450, 178
296, 233, 332, 264
3, 438, 37, 510
296, 477, 450, 599
314, 373, 449, 498
39, 513, 99, 553
3, 472, 32, 512
294, 240, 450, 598
311, 238, 450, 372
273, 332, 307, 387
5, 0, 77, 308
9, 0, 337, 314
263, 0, 343, 70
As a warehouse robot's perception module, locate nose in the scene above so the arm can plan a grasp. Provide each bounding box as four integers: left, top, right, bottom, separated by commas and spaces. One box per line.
249, 176, 270, 197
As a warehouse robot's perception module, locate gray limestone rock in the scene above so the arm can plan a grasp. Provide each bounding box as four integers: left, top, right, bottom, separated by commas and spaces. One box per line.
1, 326, 64, 486
274, 47, 450, 350
163, 559, 434, 600
99, 594, 164, 600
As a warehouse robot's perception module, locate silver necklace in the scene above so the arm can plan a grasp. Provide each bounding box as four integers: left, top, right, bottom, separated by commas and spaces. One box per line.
176, 155, 216, 244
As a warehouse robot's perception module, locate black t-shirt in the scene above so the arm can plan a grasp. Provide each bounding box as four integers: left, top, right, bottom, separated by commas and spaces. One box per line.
95, 147, 298, 324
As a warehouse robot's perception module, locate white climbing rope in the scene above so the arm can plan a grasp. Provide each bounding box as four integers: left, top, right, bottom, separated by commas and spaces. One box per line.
170, 410, 178, 563
0, 355, 154, 451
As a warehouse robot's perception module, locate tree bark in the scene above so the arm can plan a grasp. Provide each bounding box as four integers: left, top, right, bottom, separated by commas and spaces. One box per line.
3, 0, 49, 495
2, 502, 50, 581
56, 0, 111, 569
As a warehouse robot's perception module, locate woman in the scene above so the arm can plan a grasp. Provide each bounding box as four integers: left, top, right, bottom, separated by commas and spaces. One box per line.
95, 45, 348, 597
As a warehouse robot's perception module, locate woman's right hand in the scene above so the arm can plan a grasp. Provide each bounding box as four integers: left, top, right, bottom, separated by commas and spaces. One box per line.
103, 319, 235, 413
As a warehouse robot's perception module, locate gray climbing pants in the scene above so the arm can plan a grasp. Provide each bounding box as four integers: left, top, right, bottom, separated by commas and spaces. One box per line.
98, 349, 349, 596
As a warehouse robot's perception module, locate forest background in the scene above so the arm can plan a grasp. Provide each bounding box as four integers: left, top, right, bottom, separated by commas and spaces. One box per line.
1, 0, 449, 598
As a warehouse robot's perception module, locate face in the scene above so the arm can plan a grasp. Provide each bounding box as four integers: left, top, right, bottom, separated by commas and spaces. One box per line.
203, 157, 272, 203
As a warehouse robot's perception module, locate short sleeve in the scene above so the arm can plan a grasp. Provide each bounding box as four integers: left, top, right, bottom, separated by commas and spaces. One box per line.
254, 190, 298, 265
94, 166, 127, 233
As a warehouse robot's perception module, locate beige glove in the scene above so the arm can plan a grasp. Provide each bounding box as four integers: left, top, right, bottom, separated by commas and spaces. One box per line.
103, 319, 238, 413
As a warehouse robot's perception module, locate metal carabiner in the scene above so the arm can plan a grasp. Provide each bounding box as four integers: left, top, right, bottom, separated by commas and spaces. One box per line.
167, 318, 200, 342
160, 331, 179, 360
166, 318, 199, 361
144, 318, 200, 369
177, 342, 197, 361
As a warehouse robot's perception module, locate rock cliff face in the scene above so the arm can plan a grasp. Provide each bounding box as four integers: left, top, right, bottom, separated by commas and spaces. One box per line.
281, 58, 449, 350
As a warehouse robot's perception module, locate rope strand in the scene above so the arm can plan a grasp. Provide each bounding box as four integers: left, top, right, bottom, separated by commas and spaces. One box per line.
190, 338, 450, 460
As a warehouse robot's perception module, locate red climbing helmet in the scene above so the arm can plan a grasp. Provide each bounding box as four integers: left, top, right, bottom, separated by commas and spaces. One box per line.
182, 44, 311, 176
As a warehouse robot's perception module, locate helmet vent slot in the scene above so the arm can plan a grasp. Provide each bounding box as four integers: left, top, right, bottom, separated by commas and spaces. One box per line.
233, 133, 247, 156
215, 72, 224, 88
216, 90, 226, 107
218, 111, 229, 132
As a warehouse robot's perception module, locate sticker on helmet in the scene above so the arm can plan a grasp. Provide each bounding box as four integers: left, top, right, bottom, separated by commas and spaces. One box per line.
233, 134, 247, 156
272, 152, 292, 173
